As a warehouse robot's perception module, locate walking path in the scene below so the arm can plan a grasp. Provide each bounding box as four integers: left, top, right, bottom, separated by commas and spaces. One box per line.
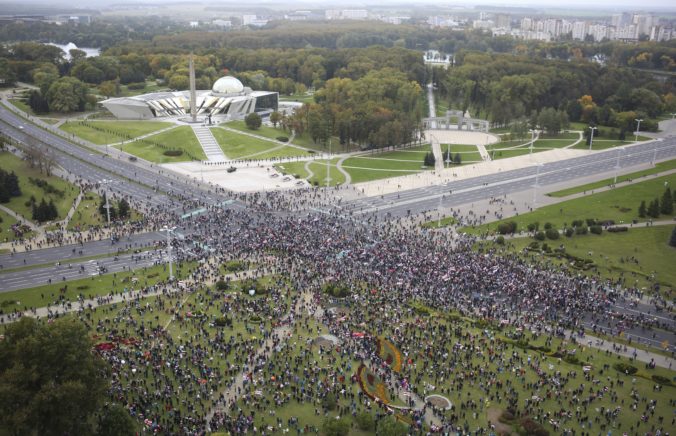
192, 125, 227, 162
0, 204, 40, 233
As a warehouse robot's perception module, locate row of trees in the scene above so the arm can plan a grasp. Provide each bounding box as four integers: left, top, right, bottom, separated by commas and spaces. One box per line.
638, 187, 674, 219
98, 193, 131, 221
30, 197, 58, 222
435, 51, 672, 131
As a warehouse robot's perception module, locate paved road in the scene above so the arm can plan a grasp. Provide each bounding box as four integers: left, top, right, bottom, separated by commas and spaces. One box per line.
333, 139, 676, 219
0, 104, 237, 210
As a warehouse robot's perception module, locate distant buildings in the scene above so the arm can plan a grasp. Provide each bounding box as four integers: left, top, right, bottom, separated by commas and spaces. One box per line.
471, 11, 673, 43
325, 9, 369, 20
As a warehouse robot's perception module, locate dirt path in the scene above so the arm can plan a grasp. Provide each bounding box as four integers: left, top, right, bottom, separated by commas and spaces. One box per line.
487, 407, 513, 435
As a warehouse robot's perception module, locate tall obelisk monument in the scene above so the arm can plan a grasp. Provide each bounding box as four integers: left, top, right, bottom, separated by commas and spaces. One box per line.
189, 53, 197, 122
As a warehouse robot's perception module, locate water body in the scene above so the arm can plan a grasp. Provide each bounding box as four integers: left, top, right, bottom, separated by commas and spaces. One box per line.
47, 42, 100, 60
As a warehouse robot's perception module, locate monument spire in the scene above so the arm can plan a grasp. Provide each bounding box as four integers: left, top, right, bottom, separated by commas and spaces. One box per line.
189, 52, 197, 122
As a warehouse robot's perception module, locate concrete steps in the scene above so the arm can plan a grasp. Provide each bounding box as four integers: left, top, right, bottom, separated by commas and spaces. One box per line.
192, 126, 226, 161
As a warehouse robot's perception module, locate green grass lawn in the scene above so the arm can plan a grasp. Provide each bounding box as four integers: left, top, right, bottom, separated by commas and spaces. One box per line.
274, 161, 311, 179
7, 98, 34, 115
460, 173, 676, 235
224, 120, 289, 142
572, 138, 652, 150
0, 151, 79, 222
60, 120, 173, 145
0, 208, 31, 242
211, 127, 282, 159
548, 159, 676, 197
308, 159, 346, 186
500, 225, 676, 291
118, 126, 205, 163
249, 146, 312, 160
488, 148, 533, 159
0, 261, 197, 309
343, 156, 426, 171
38, 118, 60, 125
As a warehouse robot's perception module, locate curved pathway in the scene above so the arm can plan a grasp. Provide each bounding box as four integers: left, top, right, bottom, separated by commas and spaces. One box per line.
335, 155, 352, 184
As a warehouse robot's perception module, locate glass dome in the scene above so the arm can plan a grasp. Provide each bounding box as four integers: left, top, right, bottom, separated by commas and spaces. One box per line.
211, 76, 244, 94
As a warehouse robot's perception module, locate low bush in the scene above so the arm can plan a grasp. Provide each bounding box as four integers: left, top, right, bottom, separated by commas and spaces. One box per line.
76, 285, 89, 290
545, 228, 560, 240
528, 241, 540, 250
215, 280, 229, 291
544, 222, 553, 230
571, 219, 584, 228
585, 218, 598, 227
607, 226, 629, 233
613, 362, 638, 375
276, 136, 289, 142
534, 231, 546, 241
564, 227, 575, 237
356, 412, 375, 431
163, 150, 183, 157
651, 374, 673, 386
214, 317, 232, 327
324, 282, 350, 298
575, 226, 588, 235
495, 235, 505, 245
590, 225, 603, 235
126, 82, 146, 90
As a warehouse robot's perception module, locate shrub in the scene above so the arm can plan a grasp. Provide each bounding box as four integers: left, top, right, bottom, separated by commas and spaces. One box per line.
527, 222, 539, 232
322, 392, 338, 410
215, 280, 229, 291
544, 222, 553, 230
586, 218, 598, 227
590, 225, 603, 235
575, 226, 588, 235
651, 375, 672, 386
571, 219, 584, 228
542, 243, 552, 253
355, 412, 375, 431
214, 317, 232, 327
244, 112, 262, 130
545, 228, 560, 240
276, 136, 289, 142
322, 417, 350, 436
495, 235, 505, 245
126, 82, 146, 90
324, 283, 350, 298
564, 227, 574, 237
607, 226, 629, 233
599, 219, 615, 226
163, 150, 183, 157
563, 355, 580, 365
613, 362, 638, 375
76, 285, 89, 290
534, 231, 546, 241
528, 241, 540, 250
497, 221, 518, 235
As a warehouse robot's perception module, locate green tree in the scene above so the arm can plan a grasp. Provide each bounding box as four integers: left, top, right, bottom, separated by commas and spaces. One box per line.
377, 417, 408, 436
45, 77, 88, 113
322, 417, 350, 436
98, 80, 120, 98
96, 404, 136, 436
269, 111, 282, 128
661, 187, 673, 215
638, 200, 646, 218
647, 198, 660, 218
355, 412, 375, 431
117, 198, 130, 219
244, 112, 262, 130
0, 317, 108, 435
453, 152, 462, 165
99, 193, 117, 221
670, 226, 676, 247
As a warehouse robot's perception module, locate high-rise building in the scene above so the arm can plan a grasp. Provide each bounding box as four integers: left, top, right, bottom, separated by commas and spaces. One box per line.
494, 13, 511, 28
572, 21, 588, 40
520, 17, 533, 31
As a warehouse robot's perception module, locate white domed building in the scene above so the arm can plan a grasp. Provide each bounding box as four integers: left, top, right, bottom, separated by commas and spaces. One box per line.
101, 75, 278, 120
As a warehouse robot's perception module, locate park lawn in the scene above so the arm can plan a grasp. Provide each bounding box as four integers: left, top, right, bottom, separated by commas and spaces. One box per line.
274, 161, 311, 179
60, 120, 173, 145
7, 98, 34, 115
572, 138, 651, 150
280, 93, 315, 103
247, 146, 313, 160
548, 159, 676, 197
0, 261, 197, 310
343, 156, 425, 171
308, 159, 346, 186
502, 226, 676, 291
345, 166, 422, 184
0, 209, 31, 242
39, 118, 60, 125
211, 127, 280, 159
66, 192, 143, 231
489, 139, 530, 150
540, 132, 580, 140
489, 148, 533, 159
421, 215, 457, 228
120, 126, 205, 163
0, 151, 79, 222
459, 173, 676, 235
532, 138, 578, 148
225, 120, 289, 141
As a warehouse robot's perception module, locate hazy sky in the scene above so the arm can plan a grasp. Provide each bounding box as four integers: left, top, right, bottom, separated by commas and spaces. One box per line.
2, 0, 675, 12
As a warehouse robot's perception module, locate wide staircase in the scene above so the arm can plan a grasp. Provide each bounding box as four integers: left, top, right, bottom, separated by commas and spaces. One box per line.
192, 126, 226, 161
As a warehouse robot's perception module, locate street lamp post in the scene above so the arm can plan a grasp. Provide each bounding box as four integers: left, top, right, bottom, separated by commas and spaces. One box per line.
445, 143, 452, 168
529, 129, 535, 156
588, 126, 597, 151
160, 225, 177, 281
634, 118, 643, 142
613, 147, 622, 185
532, 164, 542, 209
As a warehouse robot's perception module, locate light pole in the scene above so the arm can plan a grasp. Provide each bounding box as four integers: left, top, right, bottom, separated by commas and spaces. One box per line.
634, 118, 643, 142
613, 147, 622, 185
445, 143, 452, 168
528, 129, 536, 157
651, 145, 658, 166
532, 164, 542, 209
160, 225, 177, 281
588, 126, 597, 150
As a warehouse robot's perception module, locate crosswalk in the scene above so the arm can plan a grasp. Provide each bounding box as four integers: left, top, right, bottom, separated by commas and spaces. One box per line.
192, 126, 226, 161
